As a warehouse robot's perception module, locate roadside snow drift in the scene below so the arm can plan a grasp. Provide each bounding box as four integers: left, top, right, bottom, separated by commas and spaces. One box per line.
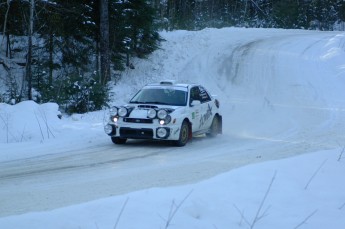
1, 149, 344, 229
0, 101, 61, 143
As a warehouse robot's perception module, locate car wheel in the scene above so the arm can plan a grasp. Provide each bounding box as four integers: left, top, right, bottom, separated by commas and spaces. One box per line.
174, 121, 189, 147
207, 115, 220, 137
111, 137, 127, 144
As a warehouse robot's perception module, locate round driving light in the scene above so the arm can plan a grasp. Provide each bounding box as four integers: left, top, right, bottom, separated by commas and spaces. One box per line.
157, 109, 168, 119
112, 116, 118, 123
110, 107, 118, 116
104, 124, 114, 135
157, 127, 168, 138
147, 108, 156, 119
164, 115, 172, 124
118, 107, 127, 117
159, 120, 165, 125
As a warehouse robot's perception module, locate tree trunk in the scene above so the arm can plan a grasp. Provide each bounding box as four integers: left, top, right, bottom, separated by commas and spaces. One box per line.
96, 40, 100, 83
1, 0, 11, 55
26, 0, 34, 100
48, 32, 53, 86
6, 33, 12, 58
99, 0, 110, 85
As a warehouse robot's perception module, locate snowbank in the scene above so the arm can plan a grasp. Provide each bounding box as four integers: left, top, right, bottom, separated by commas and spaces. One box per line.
0, 149, 344, 229
0, 101, 61, 143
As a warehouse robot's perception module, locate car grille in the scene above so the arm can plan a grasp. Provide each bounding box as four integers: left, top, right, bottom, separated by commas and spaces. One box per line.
120, 127, 153, 139
123, 118, 153, 124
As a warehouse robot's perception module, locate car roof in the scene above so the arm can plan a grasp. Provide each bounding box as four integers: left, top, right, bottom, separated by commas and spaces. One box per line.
145, 80, 198, 89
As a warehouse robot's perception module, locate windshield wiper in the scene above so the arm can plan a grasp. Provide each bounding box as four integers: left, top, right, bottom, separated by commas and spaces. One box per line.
129, 101, 140, 104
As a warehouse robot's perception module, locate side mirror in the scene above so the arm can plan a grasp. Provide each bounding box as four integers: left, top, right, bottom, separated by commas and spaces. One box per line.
190, 100, 201, 107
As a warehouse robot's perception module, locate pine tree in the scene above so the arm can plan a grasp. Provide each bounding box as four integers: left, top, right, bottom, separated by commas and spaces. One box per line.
109, 0, 160, 70
272, 0, 300, 28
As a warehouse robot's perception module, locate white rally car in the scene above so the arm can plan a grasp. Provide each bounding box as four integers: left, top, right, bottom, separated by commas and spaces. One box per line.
104, 80, 222, 146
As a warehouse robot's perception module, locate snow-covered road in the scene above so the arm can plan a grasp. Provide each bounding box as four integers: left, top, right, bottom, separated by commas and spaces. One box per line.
1, 28, 345, 218
0, 132, 293, 216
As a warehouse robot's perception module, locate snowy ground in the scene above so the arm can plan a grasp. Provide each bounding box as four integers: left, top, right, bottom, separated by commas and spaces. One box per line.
1, 27, 345, 228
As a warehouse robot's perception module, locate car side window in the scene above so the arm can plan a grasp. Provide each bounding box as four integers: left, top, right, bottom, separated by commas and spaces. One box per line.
199, 86, 211, 103
190, 86, 201, 102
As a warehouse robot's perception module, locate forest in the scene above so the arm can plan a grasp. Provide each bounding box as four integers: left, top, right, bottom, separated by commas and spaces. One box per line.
0, 0, 344, 113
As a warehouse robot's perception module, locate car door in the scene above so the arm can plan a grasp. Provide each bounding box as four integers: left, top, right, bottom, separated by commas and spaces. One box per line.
198, 86, 214, 130
189, 86, 202, 132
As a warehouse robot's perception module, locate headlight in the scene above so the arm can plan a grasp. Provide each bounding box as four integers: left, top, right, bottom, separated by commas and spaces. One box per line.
118, 107, 128, 117
159, 115, 171, 125
157, 109, 168, 119
111, 116, 118, 123
147, 108, 156, 119
165, 115, 171, 124
156, 127, 169, 138
104, 124, 115, 135
110, 107, 118, 116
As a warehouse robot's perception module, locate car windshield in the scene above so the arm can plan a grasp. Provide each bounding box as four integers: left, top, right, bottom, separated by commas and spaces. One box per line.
130, 88, 187, 106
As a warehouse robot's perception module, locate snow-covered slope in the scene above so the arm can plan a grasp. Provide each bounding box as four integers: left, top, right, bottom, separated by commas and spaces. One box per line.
1, 28, 345, 228
115, 27, 345, 155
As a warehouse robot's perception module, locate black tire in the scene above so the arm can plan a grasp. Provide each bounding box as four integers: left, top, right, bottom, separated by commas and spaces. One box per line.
111, 137, 127, 144
174, 121, 189, 147
207, 115, 220, 137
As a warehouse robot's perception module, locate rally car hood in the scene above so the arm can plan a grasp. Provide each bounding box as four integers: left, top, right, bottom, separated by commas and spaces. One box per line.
125, 104, 182, 118
128, 108, 150, 119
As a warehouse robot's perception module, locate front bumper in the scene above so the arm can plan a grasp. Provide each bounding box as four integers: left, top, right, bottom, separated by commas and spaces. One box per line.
104, 121, 180, 140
